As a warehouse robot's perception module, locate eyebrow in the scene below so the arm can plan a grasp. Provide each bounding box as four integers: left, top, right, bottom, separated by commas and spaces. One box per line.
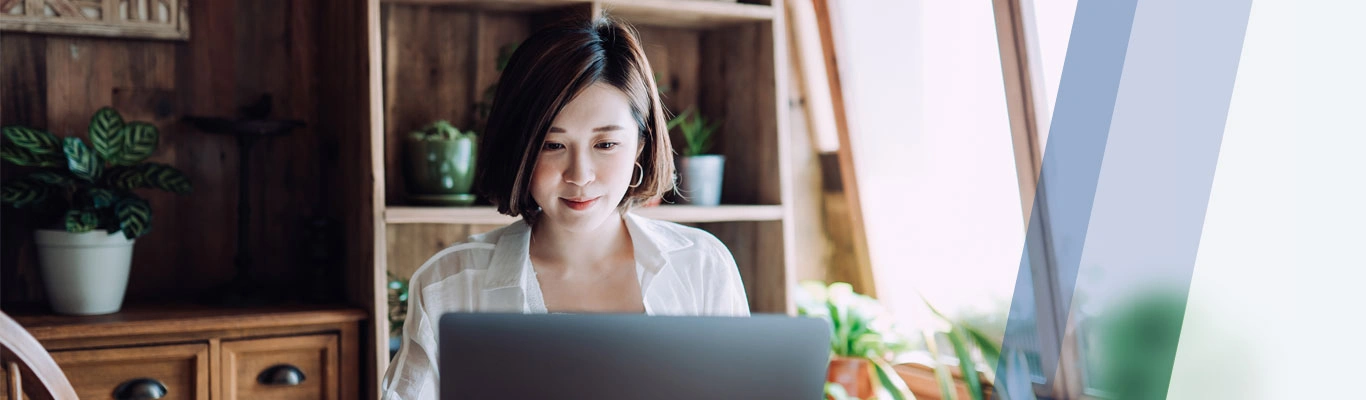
547, 125, 626, 133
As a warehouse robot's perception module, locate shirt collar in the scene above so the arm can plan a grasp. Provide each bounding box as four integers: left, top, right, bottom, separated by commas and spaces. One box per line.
480, 211, 694, 291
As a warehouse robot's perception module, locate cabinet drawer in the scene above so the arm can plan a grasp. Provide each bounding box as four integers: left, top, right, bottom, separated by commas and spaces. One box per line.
50, 342, 210, 400
221, 334, 338, 400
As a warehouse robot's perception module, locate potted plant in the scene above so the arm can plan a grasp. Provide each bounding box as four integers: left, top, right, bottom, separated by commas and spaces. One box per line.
1, 107, 192, 315
796, 281, 915, 400
404, 120, 478, 206
668, 108, 723, 206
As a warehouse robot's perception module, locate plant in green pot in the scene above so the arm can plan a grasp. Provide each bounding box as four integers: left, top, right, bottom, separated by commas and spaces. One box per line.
668, 108, 724, 206
797, 281, 916, 400
404, 120, 478, 206
1, 107, 192, 315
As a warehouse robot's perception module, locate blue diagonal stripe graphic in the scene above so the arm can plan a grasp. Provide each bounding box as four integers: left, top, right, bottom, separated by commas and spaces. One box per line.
996, 0, 1254, 398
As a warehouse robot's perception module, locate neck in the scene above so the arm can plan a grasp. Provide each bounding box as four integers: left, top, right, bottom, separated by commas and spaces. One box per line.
529, 212, 632, 275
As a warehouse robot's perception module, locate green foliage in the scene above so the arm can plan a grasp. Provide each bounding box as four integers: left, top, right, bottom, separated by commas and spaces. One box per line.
921, 299, 1003, 400
0, 107, 192, 239
408, 120, 474, 142
474, 42, 521, 132
667, 108, 719, 156
387, 271, 410, 336
796, 281, 915, 399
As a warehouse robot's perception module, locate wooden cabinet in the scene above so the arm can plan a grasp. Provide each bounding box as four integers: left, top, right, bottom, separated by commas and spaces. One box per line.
7, 306, 364, 400
52, 343, 210, 400
220, 334, 339, 400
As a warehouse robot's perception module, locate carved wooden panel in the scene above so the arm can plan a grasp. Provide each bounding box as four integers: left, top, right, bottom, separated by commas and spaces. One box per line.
0, 0, 188, 40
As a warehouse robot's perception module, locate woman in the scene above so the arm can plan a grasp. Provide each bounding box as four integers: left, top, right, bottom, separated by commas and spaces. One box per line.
382, 16, 750, 400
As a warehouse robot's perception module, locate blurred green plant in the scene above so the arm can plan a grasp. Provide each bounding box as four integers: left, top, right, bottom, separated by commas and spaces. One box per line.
667, 108, 719, 156
796, 281, 915, 400
408, 120, 472, 142
920, 299, 1002, 400
387, 271, 410, 336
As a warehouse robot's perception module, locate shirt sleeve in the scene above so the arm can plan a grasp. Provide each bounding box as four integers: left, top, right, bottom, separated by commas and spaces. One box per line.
704, 236, 752, 317
382, 272, 441, 400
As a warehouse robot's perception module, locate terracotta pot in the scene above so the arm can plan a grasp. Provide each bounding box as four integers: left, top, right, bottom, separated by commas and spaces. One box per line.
827, 357, 874, 400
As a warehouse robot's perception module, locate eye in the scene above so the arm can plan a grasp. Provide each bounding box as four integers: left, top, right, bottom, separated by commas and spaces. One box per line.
596, 142, 620, 150
542, 142, 565, 151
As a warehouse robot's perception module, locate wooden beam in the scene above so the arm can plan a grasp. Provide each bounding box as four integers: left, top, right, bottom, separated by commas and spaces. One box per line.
810, 0, 876, 298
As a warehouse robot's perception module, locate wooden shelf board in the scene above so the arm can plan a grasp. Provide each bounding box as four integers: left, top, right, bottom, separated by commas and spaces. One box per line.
9, 304, 368, 342
599, 0, 774, 28
379, 0, 774, 28
385, 204, 784, 224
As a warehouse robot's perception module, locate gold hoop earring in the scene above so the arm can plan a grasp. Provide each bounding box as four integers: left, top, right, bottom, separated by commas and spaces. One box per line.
629, 162, 644, 188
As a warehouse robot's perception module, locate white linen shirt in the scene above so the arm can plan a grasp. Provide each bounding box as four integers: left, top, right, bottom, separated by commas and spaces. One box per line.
381, 212, 751, 400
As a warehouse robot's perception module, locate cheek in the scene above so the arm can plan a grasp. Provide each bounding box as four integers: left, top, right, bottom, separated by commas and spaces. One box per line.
529, 158, 561, 199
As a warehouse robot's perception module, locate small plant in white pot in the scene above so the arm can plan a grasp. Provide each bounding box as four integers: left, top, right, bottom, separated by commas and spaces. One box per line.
2, 107, 192, 315
668, 108, 724, 206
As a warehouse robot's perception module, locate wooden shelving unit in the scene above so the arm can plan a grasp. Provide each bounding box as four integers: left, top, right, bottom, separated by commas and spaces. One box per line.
331, 0, 794, 395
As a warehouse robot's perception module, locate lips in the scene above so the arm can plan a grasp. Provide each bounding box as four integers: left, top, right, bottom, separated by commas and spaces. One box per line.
560, 197, 601, 211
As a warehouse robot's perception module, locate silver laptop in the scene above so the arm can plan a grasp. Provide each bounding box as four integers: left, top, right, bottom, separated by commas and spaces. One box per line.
439, 313, 831, 399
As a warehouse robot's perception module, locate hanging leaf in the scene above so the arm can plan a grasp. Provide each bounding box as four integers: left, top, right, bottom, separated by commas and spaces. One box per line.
90, 107, 126, 163
870, 358, 915, 400
115, 122, 159, 165
2, 141, 60, 167
116, 196, 151, 239
63, 137, 102, 181
922, 330, 959, 400
964, 325, 1002, 376
1, 179, 49, 208
105, 166, 145, 190
2, 126, 60, 155
138, 163, 192, 194
947, 325, 985, 400
64, 209, 98, 233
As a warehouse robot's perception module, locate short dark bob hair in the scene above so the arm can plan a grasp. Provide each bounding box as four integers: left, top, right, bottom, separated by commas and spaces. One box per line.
474, 16, 676, 223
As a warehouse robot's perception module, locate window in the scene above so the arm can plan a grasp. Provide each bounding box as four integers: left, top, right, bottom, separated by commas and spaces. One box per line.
827, 0, 1091, 398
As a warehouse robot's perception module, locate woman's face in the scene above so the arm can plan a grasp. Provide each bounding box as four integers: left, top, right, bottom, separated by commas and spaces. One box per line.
530, 82, 641, 233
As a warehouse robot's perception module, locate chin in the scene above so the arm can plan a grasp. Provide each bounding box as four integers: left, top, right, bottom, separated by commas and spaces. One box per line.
540, 200, 623, 233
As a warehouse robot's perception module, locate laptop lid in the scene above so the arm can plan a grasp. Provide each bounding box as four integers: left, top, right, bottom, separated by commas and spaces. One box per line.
439, 313, 831, 399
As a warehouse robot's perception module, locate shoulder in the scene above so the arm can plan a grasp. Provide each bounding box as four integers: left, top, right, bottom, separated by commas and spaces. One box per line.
407, 222, 520, 288
632, 216, 737, 275
634, 215, 730, 254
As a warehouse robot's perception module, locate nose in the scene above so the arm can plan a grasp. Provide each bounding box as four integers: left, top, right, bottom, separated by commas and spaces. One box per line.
563, 149, 594, 186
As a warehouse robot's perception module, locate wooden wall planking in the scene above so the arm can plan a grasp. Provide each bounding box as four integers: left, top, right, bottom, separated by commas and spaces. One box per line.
1, 0, 330, 305
635, 26, 701, 119
385, 223, 503, 282
382, 4, 477, 205
698, 22, 781, 205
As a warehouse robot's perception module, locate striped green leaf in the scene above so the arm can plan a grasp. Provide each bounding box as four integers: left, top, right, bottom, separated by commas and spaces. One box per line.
27, 171, 71, 186
105, 166, 145, 190
79, 187, 117, 209
139, 163, 192, 194
115, 122, 159, 165
90, 107, 126, 163
2, 141, 60, 167
116, 197, 151, 239
63, 137, 102, 181
2, 126, 60, 155
64, 209, 98, 233
1, 179, 48, 208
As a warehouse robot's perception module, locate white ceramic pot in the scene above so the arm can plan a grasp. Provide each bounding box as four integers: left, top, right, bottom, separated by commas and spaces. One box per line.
678, 155, 726, 206
33, 229, 135, 315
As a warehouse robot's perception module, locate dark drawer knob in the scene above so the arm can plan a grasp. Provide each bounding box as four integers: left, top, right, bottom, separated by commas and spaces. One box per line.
258, 364, 307, 386
113, 378, 167, 400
